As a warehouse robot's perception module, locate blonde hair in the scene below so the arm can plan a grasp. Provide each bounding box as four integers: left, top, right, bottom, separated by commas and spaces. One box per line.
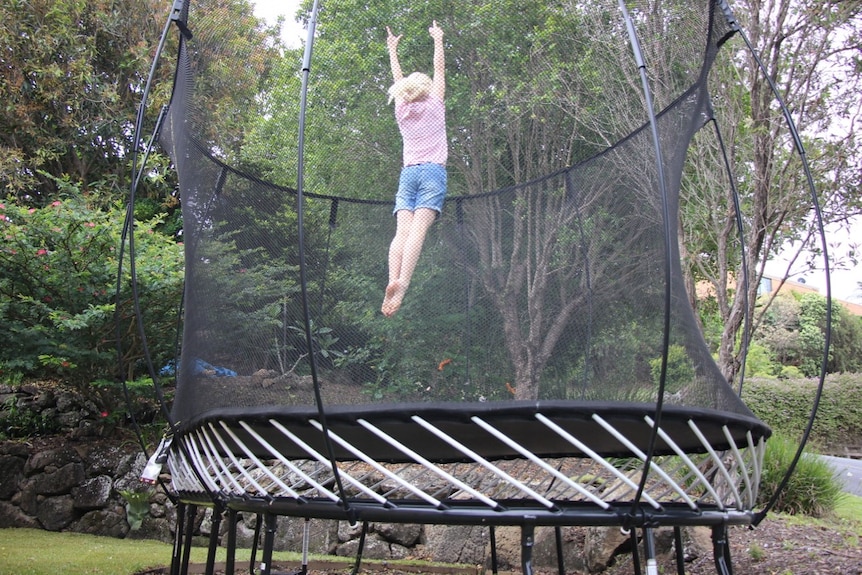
388, 72, 432, 104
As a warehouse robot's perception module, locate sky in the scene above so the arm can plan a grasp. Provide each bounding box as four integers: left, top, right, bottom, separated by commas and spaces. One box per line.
251, 0, 305, 47
249, 1, 860, 304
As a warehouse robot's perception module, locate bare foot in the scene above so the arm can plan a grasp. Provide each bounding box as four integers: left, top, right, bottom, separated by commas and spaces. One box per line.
381, 280, 408, 317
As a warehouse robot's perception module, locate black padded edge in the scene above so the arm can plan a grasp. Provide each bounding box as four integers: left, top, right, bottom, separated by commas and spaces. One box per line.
176, 400, 771, 462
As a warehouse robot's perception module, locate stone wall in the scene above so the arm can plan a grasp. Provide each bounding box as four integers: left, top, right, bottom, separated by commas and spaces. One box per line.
0, 438, 166, 538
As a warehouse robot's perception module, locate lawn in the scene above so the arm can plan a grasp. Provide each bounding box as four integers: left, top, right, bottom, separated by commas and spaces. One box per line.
0, 528, 312, 575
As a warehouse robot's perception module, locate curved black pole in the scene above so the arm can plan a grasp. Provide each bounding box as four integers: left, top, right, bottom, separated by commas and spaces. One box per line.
294, 0, 353, 518
116, 0, 182, 441
617, 0, 673, 520
729, 22, 832, 527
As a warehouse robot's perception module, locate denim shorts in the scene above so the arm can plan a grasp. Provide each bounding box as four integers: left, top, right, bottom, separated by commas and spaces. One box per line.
394, 163, 447, 214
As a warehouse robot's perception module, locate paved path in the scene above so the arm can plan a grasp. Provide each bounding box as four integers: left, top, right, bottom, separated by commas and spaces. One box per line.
822, 455, 862, 497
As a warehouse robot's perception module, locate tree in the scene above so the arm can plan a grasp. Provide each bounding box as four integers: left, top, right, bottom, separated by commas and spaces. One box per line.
0, 0, 166, 203
0, 193, 183, 384
681, 0, 862, 381
242, 0, 763, 400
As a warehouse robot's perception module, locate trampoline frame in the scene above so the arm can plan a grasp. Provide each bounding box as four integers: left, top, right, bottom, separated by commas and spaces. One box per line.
121, 1, 831, 574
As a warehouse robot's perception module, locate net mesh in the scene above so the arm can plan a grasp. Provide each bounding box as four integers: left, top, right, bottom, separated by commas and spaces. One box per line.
162, 0, 756, 426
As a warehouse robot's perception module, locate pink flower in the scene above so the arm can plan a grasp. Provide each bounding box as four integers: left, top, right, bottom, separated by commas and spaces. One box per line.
51, 201, 61, 207
100, 411, 109, 418
36, 248, 47, 256
28, 208, 36, 214
0, 203, 5, 209
85, 222, 95, 228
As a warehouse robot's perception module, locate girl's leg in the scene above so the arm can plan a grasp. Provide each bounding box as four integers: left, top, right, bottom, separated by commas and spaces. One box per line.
382, 207, 437, 316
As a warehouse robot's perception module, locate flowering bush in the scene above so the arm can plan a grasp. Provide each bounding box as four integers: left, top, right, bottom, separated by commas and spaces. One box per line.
0, 196, 183, 390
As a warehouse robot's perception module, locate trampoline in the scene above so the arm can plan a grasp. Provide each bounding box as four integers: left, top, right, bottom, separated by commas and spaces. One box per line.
127, 0, 830, 573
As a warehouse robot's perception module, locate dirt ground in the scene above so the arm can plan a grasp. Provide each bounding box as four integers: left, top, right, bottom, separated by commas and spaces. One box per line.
607, 514, 862, 575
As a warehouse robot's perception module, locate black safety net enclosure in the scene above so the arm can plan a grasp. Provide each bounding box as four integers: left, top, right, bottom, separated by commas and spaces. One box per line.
151, 0, 787, 572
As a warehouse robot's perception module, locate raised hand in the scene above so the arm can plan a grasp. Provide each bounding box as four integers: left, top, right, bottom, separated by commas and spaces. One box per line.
428, 20, 443, 41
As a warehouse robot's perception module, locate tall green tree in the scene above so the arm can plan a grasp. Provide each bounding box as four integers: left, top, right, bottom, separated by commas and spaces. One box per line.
681, 0, 862, 380
0, 0, 166, 203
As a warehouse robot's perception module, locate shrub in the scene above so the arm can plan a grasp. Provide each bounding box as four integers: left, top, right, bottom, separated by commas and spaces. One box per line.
757, 433, 843, 517
743, 375, 862, 451
0, 195, 183, 393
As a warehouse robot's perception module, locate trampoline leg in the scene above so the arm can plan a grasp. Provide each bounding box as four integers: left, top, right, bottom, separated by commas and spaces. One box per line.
205, 508, 223, 575
259, 512, 278, 575
488, 526, 499, 575
554, 526, 565, 575
673, 527, 685, 575
170, 502, 187, 575
300, 518, 310, 575
628, 529, 642, 575
521, 523, 535, 575
250, 513, 262, 575
181, 504, 197, 575
225, 509, 238, 575
711, 524, 733, 575
350, 521, 369, 575
642, 528, 658, 575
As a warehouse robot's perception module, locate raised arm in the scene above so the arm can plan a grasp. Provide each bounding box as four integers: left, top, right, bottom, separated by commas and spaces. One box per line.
387, 26, 403, 82
429, 20, 445, 100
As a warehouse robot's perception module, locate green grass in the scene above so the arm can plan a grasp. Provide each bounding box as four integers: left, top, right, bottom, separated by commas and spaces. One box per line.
0, 528, 471, 575
0, 528, 314, 575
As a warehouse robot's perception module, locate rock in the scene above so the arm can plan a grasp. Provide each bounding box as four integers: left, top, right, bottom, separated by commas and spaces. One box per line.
12, 480, 38, 515
425, 524, 488, 565
0, 500, 39, 528
531, 526, 588, 573
338, 520, 366, 542
23, 446, 80, 475
484, 526, 521, 570
373, 522, 422, 547
72, 475, 113, 510
0, 454, 25, 499
76, 443, 132, 476
29, 462, 85, 495
336, 535, 391, 559
73, 508, 129, 538
36, 494, 76, 530
128, 514, 171, 541
584, 526, 630, 572
682, 525, 713, 562
113, 452, 148, 493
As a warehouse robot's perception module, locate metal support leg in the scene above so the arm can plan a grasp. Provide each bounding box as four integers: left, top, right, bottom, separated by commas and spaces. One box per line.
489, 526, 499, 575
643, 528, 658, 575
170, 502, 187, 575
711, 524, 733, 575
300, 518, 310, 575
673, 527, 685, 575
628, 528, 642, 575
554, 526, 565, 575
250, 514, 262, 575
260, 512, 278, 575
350, 521, 369, 575
521, 523, 535, 575
225, 509, 238, 575
205, 508, 223, 575
181, 504, 197, 575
